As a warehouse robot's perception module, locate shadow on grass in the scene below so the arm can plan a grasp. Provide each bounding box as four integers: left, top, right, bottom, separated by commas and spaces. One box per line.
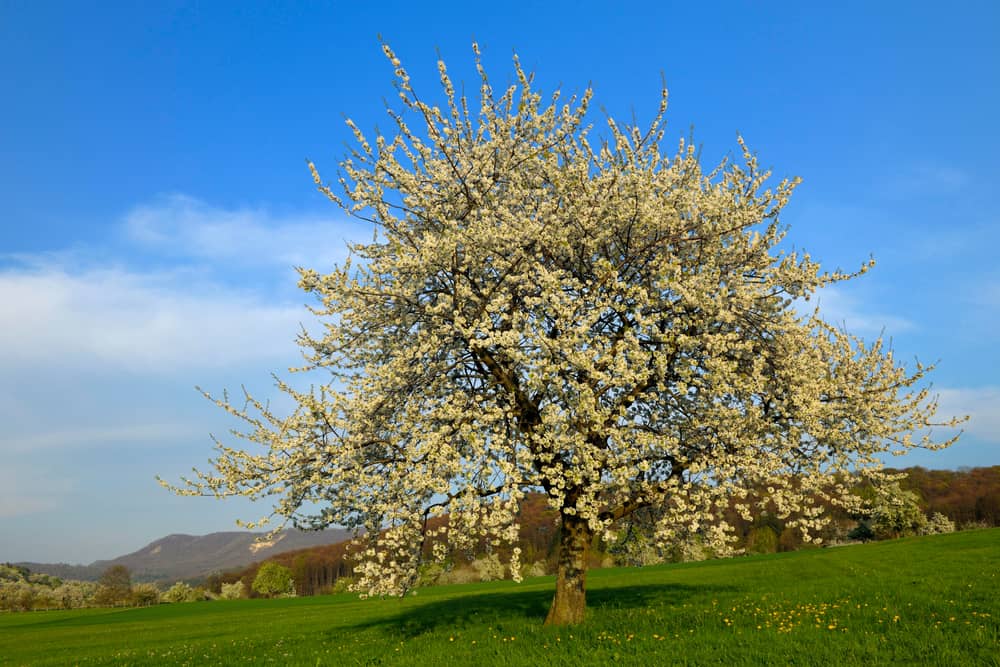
337, 582, 734, 638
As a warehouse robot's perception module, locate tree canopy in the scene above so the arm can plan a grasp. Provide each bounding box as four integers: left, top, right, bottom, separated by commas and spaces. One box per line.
166, 43, 961, 624
252, 562, 294, 598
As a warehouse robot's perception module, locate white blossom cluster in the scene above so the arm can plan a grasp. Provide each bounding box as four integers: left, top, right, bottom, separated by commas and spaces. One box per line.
163, 44, 961, 597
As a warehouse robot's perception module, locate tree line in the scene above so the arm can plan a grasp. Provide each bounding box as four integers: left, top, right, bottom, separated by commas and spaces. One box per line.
0, 561, 291, 612
206, 466, 999, 598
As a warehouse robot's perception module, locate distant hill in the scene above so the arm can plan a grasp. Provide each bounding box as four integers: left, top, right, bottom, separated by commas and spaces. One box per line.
18, 528, 351, 583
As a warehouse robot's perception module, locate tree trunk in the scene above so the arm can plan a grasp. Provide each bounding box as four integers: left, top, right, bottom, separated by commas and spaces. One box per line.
544, 513, 593, 625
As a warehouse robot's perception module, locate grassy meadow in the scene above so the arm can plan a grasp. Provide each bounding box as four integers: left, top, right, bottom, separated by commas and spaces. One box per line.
1, 529, 997, 666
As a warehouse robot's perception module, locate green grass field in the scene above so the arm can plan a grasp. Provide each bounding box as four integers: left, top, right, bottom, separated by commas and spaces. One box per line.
2, 529, 997, 666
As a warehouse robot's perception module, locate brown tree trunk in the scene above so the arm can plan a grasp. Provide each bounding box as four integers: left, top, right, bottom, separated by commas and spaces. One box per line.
544, 512, 593, 625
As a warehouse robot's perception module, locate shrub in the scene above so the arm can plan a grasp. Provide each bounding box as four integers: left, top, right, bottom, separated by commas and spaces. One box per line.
220, 581, 245, 600
471, 554, 506, 582
922, 512, 956, 535
848, 521, 875, 542
330, 576, 354, 594
436, 566, 480, 586
416, 562, 446, 587
163, 582, 199, 603
130, 583, 161, 606
522, 561, 548, 578
32, 587, 57, 610
746, 526, 779, 554
51, 583, 87, 609
871, 485, 927, 539
609, 528, 665, 567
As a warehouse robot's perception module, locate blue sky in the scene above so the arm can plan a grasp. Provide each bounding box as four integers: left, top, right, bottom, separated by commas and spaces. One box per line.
1, 1, 998, 564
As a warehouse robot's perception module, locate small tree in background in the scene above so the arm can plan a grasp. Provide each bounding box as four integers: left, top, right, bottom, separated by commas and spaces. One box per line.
129, 582, 161, 606
162, 581, 198, 603
923, 512, 956, 535
166, 43, 963, 625
252, 562, 294, 598
95, 565, 131, 607
471, 554, 506, 582
871, 483, 928, 539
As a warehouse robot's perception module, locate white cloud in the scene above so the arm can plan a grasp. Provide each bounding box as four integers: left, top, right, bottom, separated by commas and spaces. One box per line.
124, 194, 369, 268
0, 194, 375, 559
0, 263, 305, 374
935, 387, 1000, 444
808, 286, 914, 336
0, 195, 377, 375
0, 193, 359, 472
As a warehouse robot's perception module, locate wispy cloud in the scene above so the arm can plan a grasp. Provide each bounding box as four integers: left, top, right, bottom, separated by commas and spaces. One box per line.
0, 196, 372, 375
935, 386, 1000, 444
0, 194, 352, 477
808, 286, 914, 336
0, 263, 305, 374
124, 194, 369, 269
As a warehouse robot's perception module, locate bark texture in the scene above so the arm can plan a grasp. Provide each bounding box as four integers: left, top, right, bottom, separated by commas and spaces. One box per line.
544, 513, 592, 625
